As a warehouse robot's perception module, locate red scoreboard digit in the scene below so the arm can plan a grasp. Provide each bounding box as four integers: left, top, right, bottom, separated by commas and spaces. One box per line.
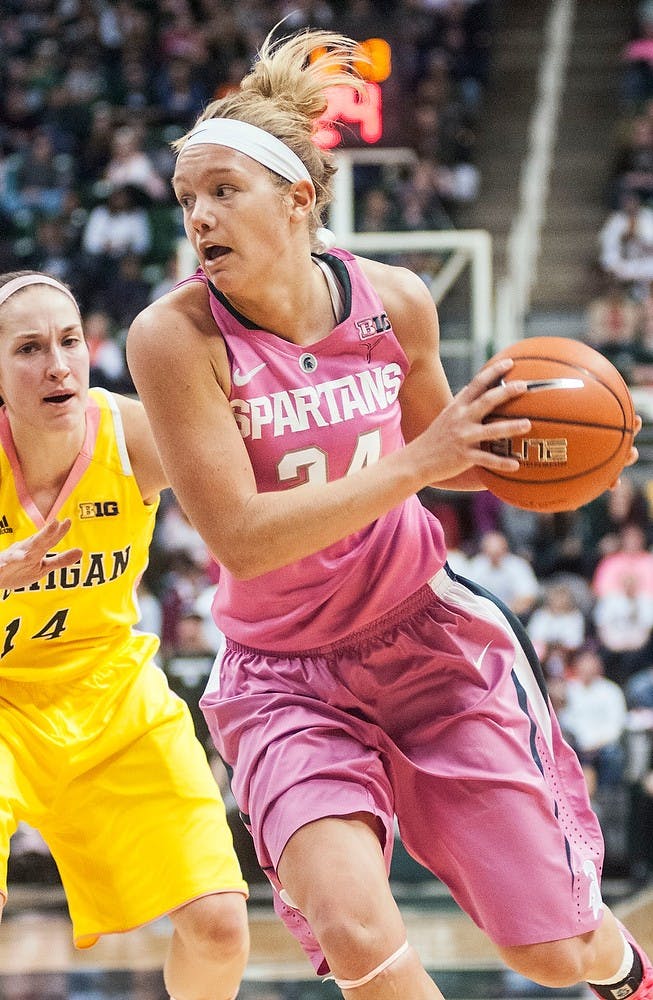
311, 38, 391, 149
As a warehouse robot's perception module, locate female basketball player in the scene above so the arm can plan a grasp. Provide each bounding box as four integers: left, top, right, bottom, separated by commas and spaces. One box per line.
126, 28, 652, 1000
0, 271, 249, 1000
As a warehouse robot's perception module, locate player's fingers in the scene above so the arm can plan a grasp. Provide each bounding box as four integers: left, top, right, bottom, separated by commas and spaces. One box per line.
470, 445, 521, 472
623, 445, 639, 469
477, 417, 531, 442
476, 378, 529, 418
43, 517, 72, 540
462, 357, 515, 399
42, 547, 83, 572
30, 518, 72, 554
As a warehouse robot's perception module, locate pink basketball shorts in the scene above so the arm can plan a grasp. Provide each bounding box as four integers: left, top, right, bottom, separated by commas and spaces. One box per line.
201, 566, 605, 974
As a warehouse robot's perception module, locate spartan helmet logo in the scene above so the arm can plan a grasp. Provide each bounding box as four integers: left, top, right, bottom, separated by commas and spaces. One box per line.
299, 353, 318, 373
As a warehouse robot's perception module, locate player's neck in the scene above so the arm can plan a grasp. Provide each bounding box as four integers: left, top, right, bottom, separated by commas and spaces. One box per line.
11, 424, 85, 519
226, 271, 337, 346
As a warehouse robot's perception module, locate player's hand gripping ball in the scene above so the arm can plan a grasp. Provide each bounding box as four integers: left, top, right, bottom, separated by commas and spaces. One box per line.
478, 336, 636, 512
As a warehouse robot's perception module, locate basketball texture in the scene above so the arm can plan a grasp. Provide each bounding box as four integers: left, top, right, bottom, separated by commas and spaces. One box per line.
478, 336, 636, 512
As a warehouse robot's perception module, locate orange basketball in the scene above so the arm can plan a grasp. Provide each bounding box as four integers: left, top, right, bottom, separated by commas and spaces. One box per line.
477, 336, 636, 512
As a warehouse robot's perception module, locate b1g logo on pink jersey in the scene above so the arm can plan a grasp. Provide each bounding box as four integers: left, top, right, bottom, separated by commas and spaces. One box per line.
355, 313, 391, 340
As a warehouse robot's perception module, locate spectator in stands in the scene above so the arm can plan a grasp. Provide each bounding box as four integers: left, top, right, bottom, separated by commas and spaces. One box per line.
100, 252, 152, 334
580, 476, 653, 576
12, 129, 72, 222
559, 646, 628, 797
627, 663, 653, 711
173, 605, 220, 659
622, 2, 653, 108
159, 550, 213, 658
405, 105, 479, 218
82, 183, 152, 262
584, 272, 640, 379
163, 603, 220, 750
154, 57, 210, 127
156, 493, 212, 569
356, 185, 403, 233
466, 529, 540, 621
432, 0, 491, 114
135, 577, 164, 641
75, 101, 116, 186
28, 217, 81, 290
599, 190, 653, 300
61, 51, 108, 108
629, 277, 653, 383
628, 754, 653, 888
420, 489, 472, 575
526, 510, 587, 580
609, 113, 653, 206
623, 657, 653, 888
149, 253, 181, 302
593, 572, 653, 686
102, 124, 168, 203
84, 309, 130, 393
592, 522, 653, 599
526, 581, 587, 671
159, 0, 211, 64
397, 155, 460, 229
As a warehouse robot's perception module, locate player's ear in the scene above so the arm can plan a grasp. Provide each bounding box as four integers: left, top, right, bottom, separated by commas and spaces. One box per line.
286, 179, 315, 222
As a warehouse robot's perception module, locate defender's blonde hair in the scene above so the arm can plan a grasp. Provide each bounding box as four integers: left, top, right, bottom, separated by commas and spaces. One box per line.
174, 29, 369, 240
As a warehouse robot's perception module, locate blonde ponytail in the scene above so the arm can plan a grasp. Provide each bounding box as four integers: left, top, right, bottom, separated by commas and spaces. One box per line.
175, 28, 369, 236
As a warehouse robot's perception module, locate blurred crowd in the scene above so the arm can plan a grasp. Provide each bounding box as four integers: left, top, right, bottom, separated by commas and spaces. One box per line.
0, 0, 494, 394
589, 1, 653, 387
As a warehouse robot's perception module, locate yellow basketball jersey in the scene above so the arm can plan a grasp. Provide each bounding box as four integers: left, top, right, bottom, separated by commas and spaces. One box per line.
0, 388, 160, 682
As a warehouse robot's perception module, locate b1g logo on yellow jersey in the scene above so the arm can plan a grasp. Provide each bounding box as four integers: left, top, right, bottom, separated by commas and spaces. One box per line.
79, 500, 119, 518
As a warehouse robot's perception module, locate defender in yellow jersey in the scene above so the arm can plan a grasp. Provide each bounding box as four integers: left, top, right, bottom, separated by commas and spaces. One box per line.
0, 272, 248, 1000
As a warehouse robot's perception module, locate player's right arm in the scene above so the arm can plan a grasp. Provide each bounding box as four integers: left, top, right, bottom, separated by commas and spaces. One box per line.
127, 282, 530, 580
0, 519, 82, 592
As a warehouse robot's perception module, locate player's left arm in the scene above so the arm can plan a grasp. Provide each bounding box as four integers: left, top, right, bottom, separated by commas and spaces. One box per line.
361, 258, 493, 491
113, 394, 169, 504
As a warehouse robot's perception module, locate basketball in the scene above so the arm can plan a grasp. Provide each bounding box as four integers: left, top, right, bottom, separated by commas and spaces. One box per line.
477, 336, 636, 513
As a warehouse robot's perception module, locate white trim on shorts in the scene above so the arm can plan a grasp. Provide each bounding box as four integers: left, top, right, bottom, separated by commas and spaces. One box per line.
428, 566, 554, 753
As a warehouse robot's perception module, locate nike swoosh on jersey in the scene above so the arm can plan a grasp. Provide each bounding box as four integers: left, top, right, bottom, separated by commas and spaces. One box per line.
232, 362, 267, 386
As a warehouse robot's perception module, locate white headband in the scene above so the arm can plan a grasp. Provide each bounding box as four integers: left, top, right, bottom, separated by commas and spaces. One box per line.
181, 118, 311, 184
0, 274, 80, 312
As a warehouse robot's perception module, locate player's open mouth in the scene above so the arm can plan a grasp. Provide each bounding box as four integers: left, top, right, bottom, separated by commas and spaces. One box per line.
203, 245, 229, 261
44, 392, 75, 404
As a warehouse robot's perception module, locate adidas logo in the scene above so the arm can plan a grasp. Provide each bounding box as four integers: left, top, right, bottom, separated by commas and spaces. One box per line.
0, 515, 13, 535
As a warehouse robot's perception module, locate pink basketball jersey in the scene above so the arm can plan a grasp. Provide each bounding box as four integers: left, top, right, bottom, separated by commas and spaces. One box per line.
180, 250, 446, 651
